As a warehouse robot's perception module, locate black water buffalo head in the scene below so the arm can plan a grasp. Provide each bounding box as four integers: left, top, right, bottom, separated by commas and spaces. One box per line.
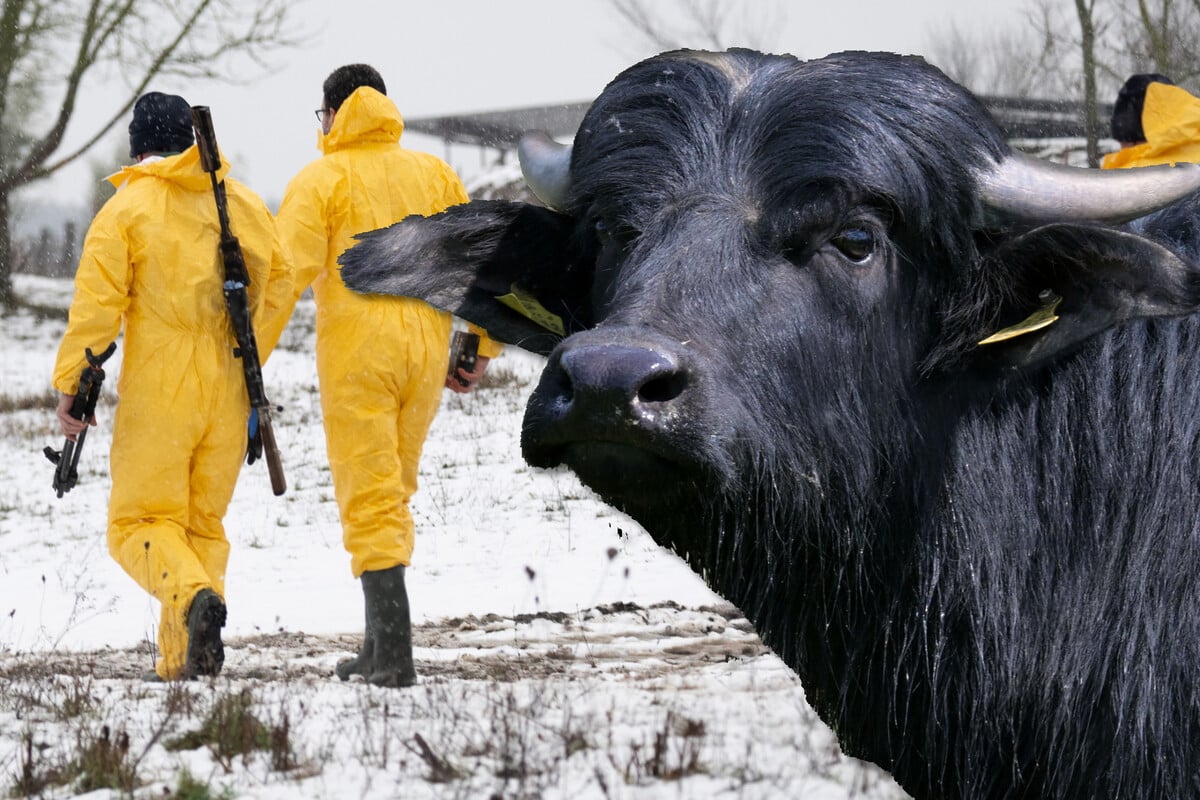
339, 49, 1200, 800
338, 48, 1200, 580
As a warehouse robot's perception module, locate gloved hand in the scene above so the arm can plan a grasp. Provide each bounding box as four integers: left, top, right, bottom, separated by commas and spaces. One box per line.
246, 408, 263, 465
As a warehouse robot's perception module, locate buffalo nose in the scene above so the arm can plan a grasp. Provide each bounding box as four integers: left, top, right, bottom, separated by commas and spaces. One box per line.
557, 343, 687, 422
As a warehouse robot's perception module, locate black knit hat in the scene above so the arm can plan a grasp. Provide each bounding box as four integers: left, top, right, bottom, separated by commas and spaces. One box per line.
128, 92, 194, 158
1111, 73, 1175, 144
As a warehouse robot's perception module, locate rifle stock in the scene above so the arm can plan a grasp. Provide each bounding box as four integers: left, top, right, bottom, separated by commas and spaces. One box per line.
258, 407, 286, 493
191, 105, 286, 496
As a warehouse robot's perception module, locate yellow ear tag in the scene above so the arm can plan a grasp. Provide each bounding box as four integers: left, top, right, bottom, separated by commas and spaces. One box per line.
496, 284, 566, 337
978, 290, 1062, 345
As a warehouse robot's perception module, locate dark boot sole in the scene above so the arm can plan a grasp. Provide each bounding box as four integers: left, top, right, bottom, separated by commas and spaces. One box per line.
185, 590, 226, 678
367, 669, 417, 688
336, 652, 370, 681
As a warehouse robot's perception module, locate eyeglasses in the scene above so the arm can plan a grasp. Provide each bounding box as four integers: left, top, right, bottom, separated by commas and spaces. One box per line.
314, 109, 329, 124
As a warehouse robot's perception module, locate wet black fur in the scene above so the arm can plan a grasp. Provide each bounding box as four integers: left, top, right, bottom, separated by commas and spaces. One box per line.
340, 50, 1200, 799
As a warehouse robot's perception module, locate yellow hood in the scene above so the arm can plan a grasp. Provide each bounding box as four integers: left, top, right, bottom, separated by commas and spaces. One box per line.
106, 144, 230, 191
318, 87, 405, 155
1102, 82, 1200, 169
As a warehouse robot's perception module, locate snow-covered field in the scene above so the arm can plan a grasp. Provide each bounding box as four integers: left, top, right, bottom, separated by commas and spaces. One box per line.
0, 274, 908, 799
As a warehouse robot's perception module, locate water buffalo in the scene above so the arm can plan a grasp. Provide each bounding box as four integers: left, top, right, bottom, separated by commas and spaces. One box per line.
338, 49, 1200, 799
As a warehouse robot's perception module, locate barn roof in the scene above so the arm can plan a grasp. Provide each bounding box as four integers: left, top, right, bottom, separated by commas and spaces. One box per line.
406, 97, 1116, 150
407, 103, 591, 149
986, 96, 1115, 140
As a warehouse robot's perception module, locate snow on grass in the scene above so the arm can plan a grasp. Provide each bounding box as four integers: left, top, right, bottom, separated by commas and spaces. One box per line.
0, 274, 908, 799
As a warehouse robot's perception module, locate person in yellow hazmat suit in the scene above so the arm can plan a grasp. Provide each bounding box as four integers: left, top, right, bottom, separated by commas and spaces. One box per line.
51, 92, 292, 681
267, 64, 502, 688
1102, 73, 1200, 169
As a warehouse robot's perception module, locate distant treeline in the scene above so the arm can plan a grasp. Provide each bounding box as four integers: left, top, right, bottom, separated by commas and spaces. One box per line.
14, 221, 80, 279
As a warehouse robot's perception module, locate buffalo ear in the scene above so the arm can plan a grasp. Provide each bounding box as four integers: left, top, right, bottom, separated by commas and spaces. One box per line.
974, 223, 1200, 370
338, 200, 593, 356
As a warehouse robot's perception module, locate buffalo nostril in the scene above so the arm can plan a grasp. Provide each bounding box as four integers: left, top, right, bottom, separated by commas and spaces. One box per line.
557, 344, 686, 418
523, 338, 694, 468
638, 370, 686, 404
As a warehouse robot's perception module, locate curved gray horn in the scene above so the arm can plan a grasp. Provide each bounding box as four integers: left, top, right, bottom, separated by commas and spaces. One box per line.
518, 131, 572, 212
975, 150, 1200, 227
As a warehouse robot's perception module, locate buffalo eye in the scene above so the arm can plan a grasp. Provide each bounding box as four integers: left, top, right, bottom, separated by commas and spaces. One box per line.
593, 215, 640, 251
594, 217, 613, 244
831, 227, 875, 264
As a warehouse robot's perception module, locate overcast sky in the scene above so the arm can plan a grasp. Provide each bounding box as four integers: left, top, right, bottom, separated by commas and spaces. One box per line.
28, 0, 1030, 208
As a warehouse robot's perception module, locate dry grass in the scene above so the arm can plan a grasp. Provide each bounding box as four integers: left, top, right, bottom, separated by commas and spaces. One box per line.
0, 607, 905, 799
0, 276, 908, 800
0, 391, 54, 415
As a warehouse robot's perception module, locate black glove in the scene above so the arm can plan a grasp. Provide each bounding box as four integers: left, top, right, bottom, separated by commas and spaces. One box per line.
246, 408, 263, 465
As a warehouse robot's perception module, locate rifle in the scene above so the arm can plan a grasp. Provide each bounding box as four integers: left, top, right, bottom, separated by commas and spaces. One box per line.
44, 341, 117, 498
190, 105, 286, 496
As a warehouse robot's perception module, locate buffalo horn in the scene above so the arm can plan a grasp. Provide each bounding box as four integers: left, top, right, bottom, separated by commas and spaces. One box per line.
976, 150, 1200, 226
518, 131, 572, 212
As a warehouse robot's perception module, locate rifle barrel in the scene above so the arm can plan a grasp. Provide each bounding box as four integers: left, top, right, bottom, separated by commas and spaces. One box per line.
192, 104, 286, 496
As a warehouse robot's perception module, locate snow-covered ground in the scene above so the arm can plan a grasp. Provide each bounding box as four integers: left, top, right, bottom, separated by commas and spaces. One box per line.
0, 274, 908, 799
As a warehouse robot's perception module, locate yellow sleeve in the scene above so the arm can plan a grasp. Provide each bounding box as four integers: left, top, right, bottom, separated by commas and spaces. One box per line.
226, 183, 295, 360
257, 226, 294, 360
52, 206, 130, 394
439, 166, 501, 356
264, 167, 329, 352
251, 213, 295, 361
468, 323, 505, 359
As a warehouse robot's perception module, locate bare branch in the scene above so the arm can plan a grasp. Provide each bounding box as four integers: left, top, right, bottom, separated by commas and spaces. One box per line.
610, 0, 679, 52
0, 0, 305, 305
607, 0, 785, 56
2, 0, 134, 190
0, 0, 302, 191
926, 0, 1079, 99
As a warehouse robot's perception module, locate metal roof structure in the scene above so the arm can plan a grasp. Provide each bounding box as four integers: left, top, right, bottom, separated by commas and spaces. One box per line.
986, 96, 1115, 140
407, 102, 591, 149
406, 96, 1117, 151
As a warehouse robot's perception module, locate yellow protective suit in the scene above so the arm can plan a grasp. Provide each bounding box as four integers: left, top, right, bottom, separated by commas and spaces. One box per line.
1102, 82, 1200, 169
52, 147, 292, 679
271, 86, 501, 578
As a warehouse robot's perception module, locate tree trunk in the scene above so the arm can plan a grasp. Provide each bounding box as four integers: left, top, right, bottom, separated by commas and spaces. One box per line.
1076, 0, 1101, 168
0, 190, 12, 310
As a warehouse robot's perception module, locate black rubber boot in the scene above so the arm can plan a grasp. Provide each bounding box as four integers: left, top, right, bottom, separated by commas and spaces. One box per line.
184, 588, 226, 678
360, 565, 416, 688
335, 603, 375, 681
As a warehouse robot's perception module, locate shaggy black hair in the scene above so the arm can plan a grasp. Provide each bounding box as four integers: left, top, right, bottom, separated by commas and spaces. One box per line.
561, 51, 1200, 799
339, 49, 1200, 800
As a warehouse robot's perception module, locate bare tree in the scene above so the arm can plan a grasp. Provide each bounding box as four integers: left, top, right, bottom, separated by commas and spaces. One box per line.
926, 18, 1076, 98
927, 0, 1200, 164
1059, 0, 1200, 163
608, 0, 787, 57
1102, 0, 1200, 84
1119, 0, 1200, 81
0, 0, 302, 310
1076, 0, 1103, 166
926, 0, 1088, 100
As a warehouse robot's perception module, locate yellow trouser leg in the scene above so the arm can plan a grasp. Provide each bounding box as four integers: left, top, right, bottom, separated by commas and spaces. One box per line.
319, 306, 449, 578
108, 519, 212, 679
106, 373, 244, 679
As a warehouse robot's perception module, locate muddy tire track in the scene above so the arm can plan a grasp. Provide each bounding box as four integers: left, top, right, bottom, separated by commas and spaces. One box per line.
0, 601, 772, 685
